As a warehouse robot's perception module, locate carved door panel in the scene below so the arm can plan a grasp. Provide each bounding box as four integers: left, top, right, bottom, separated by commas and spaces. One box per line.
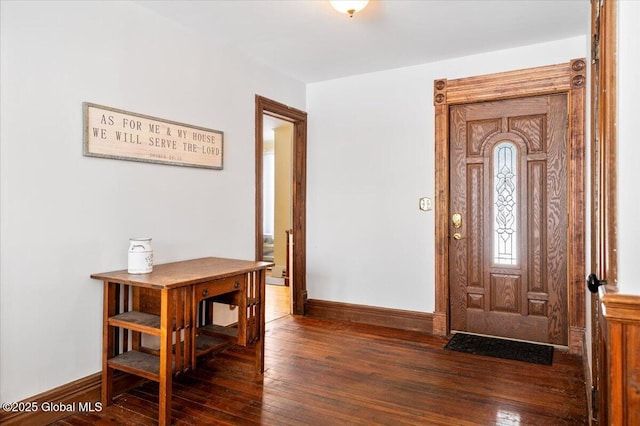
449, 94, 568, 345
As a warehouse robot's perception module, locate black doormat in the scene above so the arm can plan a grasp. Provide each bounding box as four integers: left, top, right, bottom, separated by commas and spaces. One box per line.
444, 333, 554, 365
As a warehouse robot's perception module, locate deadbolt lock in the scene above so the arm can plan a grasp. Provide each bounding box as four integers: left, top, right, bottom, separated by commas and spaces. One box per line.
452, 213, 462, 229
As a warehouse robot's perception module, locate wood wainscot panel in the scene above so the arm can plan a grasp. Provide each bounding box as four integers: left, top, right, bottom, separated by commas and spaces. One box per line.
305, 299, 433, 334
598, 285, 640, 425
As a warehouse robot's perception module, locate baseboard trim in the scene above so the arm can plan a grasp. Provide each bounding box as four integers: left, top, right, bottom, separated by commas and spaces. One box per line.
582, 332, 595, 425
569, 326, 585, 355
0, 372, 144, 425
432, 311, 447, 336
305, 299, 433, 334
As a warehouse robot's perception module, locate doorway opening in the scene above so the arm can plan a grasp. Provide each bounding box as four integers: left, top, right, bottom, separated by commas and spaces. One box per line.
263, 114, 293, 322
255, 95, 308, 316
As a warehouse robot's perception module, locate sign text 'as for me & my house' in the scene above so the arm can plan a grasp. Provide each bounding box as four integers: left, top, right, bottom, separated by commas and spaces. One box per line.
83, 103, 223, 169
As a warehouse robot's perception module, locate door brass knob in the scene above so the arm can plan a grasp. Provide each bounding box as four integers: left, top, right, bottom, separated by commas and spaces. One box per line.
453, 232, 462, 240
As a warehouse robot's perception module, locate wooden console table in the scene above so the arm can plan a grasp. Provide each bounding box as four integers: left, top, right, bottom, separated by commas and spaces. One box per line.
91, 257, 271, 426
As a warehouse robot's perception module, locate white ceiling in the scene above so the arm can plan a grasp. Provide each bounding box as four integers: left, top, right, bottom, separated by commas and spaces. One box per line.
136, 0, 589, 84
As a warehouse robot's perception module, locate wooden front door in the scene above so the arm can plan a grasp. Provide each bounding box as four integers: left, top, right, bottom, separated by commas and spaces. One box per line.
448, 94, 568, 345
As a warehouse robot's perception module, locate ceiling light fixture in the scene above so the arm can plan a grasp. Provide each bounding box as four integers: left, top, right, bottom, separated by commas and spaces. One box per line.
329, 0, 369, 18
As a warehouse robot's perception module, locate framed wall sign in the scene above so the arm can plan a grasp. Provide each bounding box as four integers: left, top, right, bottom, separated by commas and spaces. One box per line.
83, 102, 223, 169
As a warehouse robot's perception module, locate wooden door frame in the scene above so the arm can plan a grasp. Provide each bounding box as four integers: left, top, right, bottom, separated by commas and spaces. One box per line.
590, 0, 617, 289
590, 0, 618, 420
255, 95, 307, 315
433, 60, 587, 354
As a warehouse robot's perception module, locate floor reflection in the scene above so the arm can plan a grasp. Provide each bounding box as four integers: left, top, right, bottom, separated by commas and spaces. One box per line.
496, 408, 522, 425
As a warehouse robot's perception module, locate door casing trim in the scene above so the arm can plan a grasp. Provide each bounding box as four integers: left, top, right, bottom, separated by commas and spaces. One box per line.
255, 95, 308, 315
433, 60, 587, 354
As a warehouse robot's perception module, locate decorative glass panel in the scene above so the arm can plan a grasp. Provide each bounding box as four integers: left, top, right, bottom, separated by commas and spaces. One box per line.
493, 142, 517, 265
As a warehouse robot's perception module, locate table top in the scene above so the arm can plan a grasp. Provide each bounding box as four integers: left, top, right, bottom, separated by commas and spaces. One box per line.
91, 257, 273, 289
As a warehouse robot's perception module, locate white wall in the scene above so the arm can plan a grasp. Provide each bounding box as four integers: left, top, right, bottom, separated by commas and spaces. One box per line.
0, 1, 305, 403
617, 0, 640, 295
306, 36, 587, 312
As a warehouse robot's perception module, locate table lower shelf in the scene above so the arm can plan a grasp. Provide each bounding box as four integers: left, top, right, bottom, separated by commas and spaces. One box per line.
195, 334, 232, 358
107, 334, 233, 382
107, 350, 164, 382
199, 324, 238, 339
108, 311, 162, 336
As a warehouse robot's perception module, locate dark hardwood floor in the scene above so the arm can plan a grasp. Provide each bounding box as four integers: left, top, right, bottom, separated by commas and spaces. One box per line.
54, 315, 588, 425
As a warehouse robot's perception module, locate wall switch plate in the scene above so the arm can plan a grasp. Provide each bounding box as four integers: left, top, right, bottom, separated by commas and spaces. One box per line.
419, 197, 432, 211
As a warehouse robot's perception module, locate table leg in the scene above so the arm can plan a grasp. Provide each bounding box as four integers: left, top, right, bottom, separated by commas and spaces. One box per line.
158, 288, 173, 426
238, 277, 247, 346
191, 288, 198, 369
256, 269, 266, 374
101, 281, 116, 405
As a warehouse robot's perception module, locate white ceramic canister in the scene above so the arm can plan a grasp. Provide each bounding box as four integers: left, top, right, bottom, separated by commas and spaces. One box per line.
127, 237, 153, 274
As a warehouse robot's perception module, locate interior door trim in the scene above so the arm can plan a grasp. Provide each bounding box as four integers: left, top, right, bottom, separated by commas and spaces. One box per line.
255, 95, 308, 315
590, 0, 617, 421
591, 0, 617, 287
433, 60, 587, 354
